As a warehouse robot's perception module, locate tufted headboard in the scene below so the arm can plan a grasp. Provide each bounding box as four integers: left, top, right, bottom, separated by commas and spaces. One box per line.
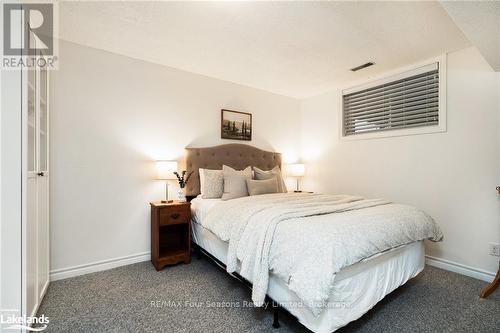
184, 144, 282, 197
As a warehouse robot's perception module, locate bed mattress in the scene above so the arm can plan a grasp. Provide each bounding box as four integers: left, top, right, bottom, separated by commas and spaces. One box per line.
191, 197, 425, 333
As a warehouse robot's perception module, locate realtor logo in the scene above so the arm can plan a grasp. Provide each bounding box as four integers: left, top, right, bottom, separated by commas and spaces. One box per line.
2, 1, 58, 69
0, 309, 49, 331
3, 3, 53, 55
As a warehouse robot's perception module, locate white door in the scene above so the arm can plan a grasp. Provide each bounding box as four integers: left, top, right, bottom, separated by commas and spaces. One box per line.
26, 42, 38, 317
37, 54, 50, 301
25, 35, 50, 318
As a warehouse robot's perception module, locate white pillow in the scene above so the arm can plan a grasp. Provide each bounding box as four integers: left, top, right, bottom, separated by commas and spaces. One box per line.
199, 168, 223, 199
253, 166, 287, 193
221, 165, 252, 201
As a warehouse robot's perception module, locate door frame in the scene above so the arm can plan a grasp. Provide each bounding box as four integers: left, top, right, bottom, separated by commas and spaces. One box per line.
0, 5, 24, 332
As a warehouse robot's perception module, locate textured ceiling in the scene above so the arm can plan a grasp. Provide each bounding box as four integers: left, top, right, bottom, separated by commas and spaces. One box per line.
59, 1, 471, 98
440, 1, 500, 71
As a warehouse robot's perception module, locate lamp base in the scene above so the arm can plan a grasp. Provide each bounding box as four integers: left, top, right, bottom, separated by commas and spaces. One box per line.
162, 182, 174, 204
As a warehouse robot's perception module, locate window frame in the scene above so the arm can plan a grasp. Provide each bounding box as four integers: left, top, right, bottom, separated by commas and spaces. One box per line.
339, 55, 447, 141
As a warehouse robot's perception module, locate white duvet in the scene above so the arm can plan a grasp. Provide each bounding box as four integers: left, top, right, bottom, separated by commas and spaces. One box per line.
201, 193, 443, 316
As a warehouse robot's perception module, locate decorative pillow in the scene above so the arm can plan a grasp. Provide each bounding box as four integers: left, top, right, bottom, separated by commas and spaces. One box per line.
221, 165, 252, 201
199, 168, 223, 199
253, 166, 287, 193
246, 178, 278, 196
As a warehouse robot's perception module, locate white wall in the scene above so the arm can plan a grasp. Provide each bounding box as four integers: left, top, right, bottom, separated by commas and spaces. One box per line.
300, 47, 500, 275
50, 41, 301, 274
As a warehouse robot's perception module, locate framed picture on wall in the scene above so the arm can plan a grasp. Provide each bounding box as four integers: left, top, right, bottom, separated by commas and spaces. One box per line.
221, 109, 252, 141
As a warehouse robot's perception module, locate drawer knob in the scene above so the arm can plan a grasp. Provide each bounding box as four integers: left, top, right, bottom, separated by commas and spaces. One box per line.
170, 213, 180, 219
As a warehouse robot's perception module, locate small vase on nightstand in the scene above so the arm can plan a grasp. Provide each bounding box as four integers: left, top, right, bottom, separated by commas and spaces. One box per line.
178, 188, 186, 202
174, 170, 193, 202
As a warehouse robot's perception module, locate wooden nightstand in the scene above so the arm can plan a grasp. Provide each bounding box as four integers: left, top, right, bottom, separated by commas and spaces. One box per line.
150, 201, 191, 271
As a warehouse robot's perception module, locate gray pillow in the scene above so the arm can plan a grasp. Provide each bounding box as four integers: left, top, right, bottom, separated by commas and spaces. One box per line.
246, 178, 278, 196
253, 166, 287, 193
221, 165, 252, 201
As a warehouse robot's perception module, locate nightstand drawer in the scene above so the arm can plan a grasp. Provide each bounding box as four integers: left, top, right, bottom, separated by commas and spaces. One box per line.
159, 206, 190, 225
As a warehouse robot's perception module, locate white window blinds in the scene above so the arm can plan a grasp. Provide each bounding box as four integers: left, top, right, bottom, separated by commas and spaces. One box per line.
342, 63, 439, 136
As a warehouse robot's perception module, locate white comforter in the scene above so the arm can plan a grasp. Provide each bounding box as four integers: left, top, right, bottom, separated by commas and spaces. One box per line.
201, 193, 443, 316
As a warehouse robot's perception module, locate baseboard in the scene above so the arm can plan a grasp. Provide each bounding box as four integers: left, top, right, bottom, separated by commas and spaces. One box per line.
39, 279, 49, 301
425, 255, 496, 283
50, 252, 151, 281
50, 251, 495, 284
30, 280, 50, 318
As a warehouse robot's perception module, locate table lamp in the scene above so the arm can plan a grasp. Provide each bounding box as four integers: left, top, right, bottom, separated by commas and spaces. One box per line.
286, 163, 305, 192
156, 160, 178, 203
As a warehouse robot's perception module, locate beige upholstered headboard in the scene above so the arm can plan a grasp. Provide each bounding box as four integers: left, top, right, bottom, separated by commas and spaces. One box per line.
184, 144, 282, 197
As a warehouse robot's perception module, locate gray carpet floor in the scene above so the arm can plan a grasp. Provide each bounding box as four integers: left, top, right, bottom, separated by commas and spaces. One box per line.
37, 258, 499, 332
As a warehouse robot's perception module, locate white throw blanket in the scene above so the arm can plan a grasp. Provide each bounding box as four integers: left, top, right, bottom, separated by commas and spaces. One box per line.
202, 193, 443, 316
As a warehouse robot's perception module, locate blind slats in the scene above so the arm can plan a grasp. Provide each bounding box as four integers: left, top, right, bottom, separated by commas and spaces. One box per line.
345, 101, 438, 122
344, 107, 438, 126
344, 112, 439, 130
344, 69, 438, 101
345, 95, 439, 118
344, 115, 437, 129
345, 90, 438, 114
343, 81, 438, 108
343, 64, 439, 136
351, 121, 438, 134
344, 73, 438, 105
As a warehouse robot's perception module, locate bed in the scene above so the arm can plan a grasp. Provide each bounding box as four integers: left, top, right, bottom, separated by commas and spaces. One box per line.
184, 144, 442, 333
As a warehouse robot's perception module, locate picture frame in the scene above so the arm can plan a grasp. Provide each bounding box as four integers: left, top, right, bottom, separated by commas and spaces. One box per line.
221, 109, 252, 141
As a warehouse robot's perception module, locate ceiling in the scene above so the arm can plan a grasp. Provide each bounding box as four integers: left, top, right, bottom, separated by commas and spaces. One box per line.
59, 1, 473, 99
440, 1, 500, 71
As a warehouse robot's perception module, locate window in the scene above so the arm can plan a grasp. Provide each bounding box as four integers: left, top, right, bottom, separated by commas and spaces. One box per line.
341, 59, 446, 139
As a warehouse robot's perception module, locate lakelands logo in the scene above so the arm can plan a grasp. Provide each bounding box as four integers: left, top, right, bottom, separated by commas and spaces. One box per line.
1, 310, 49, 331
2, 1, 58, 69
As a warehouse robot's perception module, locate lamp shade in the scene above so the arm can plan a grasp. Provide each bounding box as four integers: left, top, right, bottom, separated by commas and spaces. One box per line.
156, 160, 177, 180
286, 163, 305, 177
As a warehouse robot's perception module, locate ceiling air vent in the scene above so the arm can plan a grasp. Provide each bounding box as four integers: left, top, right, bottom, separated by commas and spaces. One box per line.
350, 62, 375, 72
